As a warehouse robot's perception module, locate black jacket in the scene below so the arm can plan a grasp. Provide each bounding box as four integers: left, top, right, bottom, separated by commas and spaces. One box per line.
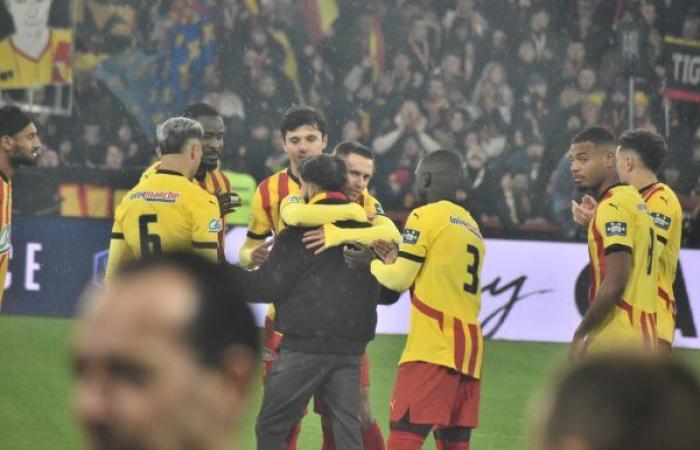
233, 220, 400, 355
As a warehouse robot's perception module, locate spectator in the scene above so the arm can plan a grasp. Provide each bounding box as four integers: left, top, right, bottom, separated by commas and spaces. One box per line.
470, 62, 514, 124
103, 145, 125, 170
559, 66, 604, 112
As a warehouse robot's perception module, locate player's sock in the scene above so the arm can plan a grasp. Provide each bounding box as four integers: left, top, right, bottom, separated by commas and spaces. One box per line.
436, 440, 470, 450
320, 414, 336, 450
387, 430, 424, 450
362, 421, 386, 450
286, 421, 301, 450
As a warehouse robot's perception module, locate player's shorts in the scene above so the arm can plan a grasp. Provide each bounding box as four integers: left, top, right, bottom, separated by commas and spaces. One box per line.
313, 353, 370, 415
389, 361, 480, 428
262, 316, 282, 377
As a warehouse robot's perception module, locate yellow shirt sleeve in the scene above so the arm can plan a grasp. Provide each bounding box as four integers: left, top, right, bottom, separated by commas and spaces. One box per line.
280, 194, 367, 226
324, 214, 401, 248
104, 207, 132, 283
595, 200, 635, 252
370, 257, 421, 292
189, 191, 221, 262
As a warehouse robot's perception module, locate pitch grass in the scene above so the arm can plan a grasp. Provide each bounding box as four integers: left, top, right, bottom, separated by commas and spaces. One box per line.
2, 316, 700, 450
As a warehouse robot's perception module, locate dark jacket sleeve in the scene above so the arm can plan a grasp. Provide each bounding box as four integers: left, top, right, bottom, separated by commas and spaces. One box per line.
378, 286, 402, 305
230, 229, 310, 303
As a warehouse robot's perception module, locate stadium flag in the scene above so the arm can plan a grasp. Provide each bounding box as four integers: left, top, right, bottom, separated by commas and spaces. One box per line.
301, 0, 338, 46
96, 0, 216, 138
269, 28, 303, 100
664, 36, 700, 103
369, 20, 385, 79
243, 0, 260, 15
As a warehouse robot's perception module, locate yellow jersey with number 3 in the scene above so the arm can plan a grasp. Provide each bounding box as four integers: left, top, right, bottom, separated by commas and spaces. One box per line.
393, 200, 485, 379
640, 182, 682, 344
586, 184, 660, 352
105, 170, 221, 281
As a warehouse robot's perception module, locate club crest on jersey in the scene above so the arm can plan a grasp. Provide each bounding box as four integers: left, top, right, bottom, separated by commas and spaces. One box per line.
403, 228, 420, 244
287, 195, 303, 204
605, 221, 627, 237
375, 202, 385, 216
209, 219, 223, 233
651, 212, 671, 230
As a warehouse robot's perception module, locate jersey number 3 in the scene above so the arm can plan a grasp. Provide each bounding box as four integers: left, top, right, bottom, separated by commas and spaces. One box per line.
463, 244, 480, 294
139, 214, 162, 256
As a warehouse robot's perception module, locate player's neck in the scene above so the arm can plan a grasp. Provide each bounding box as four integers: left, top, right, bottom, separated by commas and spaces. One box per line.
12, 28, 50, 59
627, 170, 658, 192
0, 155, 14, 180
159, 157, 193, 179
596, 174, 621, 198
426, 189, 456, 205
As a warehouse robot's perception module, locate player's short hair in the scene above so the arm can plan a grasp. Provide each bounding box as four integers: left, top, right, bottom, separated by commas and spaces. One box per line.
421, 149, 463, 178
115, 252, 260, 369
280, 105, 327, 139
183, 103, 221, 120
299, 154, 347, 192
540, 355, 700, 450
156, 117, 203, 155
333, 140, 375, 161
571, 126, 616, 147
618, 129, 668, 174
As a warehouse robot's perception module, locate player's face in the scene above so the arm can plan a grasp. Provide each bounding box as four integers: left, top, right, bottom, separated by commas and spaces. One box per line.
7, 0, 52, 30
9, 123, 42, 167
195, 115, 225, 173
73, 272, 239, 450
283, 125, 327, 169
569, 142, 610, 191
342, 153, 373, 202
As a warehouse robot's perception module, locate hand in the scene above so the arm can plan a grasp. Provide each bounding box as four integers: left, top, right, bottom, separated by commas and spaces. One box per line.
215, 189, 242, 217
302, 227, 327, 254
371, 240, 398, 264
568, 333, 587, 362
251, 240, 273, 266
571, 194, 596, 226
343, 243, 375, 271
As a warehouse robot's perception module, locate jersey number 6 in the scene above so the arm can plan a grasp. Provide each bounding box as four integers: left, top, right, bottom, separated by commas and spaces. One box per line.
139, 214, 162, 256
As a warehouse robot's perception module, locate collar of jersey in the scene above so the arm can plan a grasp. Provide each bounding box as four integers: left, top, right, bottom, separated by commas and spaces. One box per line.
0, 170, 8, 183
156, 169, 185, 177
309, 192, 348, 205
599, 182, 626, 200
639, 181, 661, 195
286, 167, 301, 186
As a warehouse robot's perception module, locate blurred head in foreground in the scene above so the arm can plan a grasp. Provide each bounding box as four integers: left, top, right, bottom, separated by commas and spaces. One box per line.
533, 354, 700, 450
73, 252, 259, 450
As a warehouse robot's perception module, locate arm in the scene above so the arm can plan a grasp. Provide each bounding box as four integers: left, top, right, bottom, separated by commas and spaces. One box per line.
104, 215, 132, 283
370, 256, 422, 292
280, 195, 367, 227
324, 215, 401, 248
239, 185, 273, 268
190, 194, 221, 262
372, 128, 403, 155
417, 130, 442, 153
574, 250, 631, 339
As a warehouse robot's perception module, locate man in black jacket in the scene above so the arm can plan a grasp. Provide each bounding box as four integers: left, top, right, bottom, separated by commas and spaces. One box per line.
232, 154, 399, 450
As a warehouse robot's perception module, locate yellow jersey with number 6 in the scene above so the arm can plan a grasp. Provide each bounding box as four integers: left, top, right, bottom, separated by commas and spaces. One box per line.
105, 170, 221, 281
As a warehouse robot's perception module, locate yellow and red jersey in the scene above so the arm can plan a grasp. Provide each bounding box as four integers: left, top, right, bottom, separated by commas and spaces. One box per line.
245, 168, 301, 243
0, 172, 12, 309
371, 200, 486, 379
586, 184, 660, 352
640, 182, 682, 344
142, 162, 232, 260
0, 29, 73, 89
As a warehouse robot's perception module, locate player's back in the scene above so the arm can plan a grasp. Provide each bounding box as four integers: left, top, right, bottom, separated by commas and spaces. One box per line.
116, 170, 221, 259
400, 200, 485, 378
587, 185, 659, 351
642, 182, 682, 343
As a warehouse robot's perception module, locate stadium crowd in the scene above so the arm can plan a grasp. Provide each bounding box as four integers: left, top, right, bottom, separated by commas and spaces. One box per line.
12, 0, 700, 241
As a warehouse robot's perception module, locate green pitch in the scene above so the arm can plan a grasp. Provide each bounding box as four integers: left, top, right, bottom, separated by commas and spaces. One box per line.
2, 316, 700, 450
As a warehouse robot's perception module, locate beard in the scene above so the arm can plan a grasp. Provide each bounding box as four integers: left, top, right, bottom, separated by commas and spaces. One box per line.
10, 150, 38, 168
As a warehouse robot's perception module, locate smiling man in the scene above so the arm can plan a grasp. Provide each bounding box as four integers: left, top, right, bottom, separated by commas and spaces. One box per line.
0, 105, 41, 308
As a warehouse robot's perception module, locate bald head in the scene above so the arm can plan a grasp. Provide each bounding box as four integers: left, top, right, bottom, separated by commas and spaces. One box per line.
415, 149, 463, 204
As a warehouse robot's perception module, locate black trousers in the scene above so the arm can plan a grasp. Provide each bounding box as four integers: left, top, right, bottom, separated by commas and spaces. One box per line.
256, 349, 362, 450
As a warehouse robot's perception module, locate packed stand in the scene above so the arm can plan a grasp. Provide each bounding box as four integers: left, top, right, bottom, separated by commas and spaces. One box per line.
13, 0, 700, 243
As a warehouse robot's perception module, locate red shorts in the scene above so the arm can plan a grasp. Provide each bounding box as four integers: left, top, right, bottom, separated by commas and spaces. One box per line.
313, 353, 370, 415
389, 361, 480, 428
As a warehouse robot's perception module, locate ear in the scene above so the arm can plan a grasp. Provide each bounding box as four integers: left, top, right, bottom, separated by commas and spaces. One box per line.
423, 172, 432, 189
0, 135, 12, 151
321, 134, 329, 151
